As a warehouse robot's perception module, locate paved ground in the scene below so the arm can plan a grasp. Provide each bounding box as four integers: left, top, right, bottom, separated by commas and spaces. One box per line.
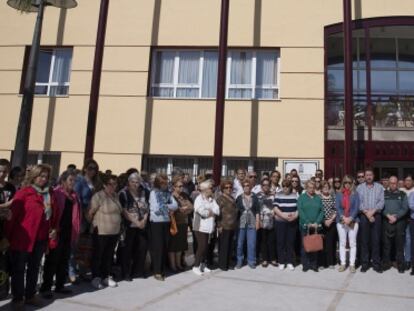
1, 264, 413, 311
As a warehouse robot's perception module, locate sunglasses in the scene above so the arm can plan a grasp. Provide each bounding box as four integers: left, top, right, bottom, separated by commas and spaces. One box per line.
292, 180, 299, 183
344, 181, 352, 185
224, 186, 233, 189
357, 175, 365, 178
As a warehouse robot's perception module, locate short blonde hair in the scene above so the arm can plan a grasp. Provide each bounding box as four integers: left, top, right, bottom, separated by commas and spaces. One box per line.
23, 164, 52, 187
199, 179, 213, 191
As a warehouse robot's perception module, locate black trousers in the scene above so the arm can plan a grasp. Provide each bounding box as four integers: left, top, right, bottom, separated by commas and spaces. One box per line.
91, 233, 118, 279
121, 227, 148, 278
410, 219, 414, 269
150, 222, 170, 275
276, 221, 297, 265
260, 228, 276, 262
41, 232, 71, 291
322, 223, 337, 267
194, 231, 209, 267
360, 213, 382, 267
218, 229, 235, 270
382, 219, 406, 266
10, 240, 47, 301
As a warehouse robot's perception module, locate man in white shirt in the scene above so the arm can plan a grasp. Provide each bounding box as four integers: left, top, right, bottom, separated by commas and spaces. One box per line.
232, 168, 246, 199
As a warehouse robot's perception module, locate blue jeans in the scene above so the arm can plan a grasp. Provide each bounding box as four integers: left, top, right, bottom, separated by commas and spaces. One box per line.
404, 225, 411, 262
237, 227, 257, 266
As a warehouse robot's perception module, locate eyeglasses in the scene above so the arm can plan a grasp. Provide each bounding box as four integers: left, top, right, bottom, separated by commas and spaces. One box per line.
249, 175, 257, 179
292, 180, 298, 183
357, 175, 365, 179
224, 186, 233, 189
87, 166, 97, 171
315, 180, 321, 183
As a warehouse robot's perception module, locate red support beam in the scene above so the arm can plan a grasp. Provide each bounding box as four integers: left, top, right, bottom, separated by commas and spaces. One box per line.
84, 0, 110, 161
343, 0, 354, 175
212, 0, 230, 186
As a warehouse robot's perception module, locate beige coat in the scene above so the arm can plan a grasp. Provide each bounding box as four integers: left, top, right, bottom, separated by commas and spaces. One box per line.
89, 190, 122, 235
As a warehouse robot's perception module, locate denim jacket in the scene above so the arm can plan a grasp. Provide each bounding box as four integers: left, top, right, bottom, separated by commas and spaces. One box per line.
74, 175, 94, 211
335, 192, 360, 223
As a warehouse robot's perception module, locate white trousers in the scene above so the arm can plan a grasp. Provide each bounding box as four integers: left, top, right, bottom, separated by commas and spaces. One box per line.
336, 222, 359, 266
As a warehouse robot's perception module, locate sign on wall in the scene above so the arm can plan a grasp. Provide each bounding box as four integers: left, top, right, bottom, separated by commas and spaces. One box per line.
283, 160, 320, 182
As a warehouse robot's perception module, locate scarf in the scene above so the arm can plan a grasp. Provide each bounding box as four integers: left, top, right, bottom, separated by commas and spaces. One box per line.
155, 189, 171, 217
342, 188, 351, 218
32, 185, 52, 221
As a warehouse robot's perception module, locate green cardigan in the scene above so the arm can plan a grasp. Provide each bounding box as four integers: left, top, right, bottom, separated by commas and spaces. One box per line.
298, 192, 324, 231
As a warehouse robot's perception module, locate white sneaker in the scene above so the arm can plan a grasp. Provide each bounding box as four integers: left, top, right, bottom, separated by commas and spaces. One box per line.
287, 264, 295, 271
91, 277, 103, 289
192, 267, 204, 276
203, 266, 212, 273
103, 277, 118, 288
279, 264, 286, 270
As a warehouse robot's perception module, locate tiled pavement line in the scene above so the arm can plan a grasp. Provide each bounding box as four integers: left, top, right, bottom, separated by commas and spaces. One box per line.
57, 270, 224, 311
326, 272, 355, 311
214, 273, 414, 301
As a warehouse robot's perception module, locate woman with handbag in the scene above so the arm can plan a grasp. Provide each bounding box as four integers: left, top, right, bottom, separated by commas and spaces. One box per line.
88, 174, 122, 289
192, 180, 220, 276
298, 181, 324, 272
119, 173, 149, 281
168, 176, 193, 272
336, 175, 360, 273
149, 174, 178, 281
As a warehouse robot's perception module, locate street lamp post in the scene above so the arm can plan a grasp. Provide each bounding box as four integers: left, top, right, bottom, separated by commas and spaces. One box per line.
8, 0, 77, 169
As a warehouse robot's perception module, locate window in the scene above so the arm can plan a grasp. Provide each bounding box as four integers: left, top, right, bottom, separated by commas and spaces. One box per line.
21, 47, 73, 96
150, 49, 279, 100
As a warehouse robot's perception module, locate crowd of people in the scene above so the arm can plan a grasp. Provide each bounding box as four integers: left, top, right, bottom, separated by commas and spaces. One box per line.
0, 157, 414, 309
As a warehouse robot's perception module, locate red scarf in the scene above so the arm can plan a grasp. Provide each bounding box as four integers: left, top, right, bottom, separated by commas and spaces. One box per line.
342, 188, 351, 217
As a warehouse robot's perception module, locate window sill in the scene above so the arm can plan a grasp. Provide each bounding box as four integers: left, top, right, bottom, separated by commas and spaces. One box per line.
149, 97, 282, 102
18, 94, 70, 98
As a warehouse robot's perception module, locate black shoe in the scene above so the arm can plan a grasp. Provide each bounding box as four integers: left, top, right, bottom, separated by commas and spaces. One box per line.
312, 267, 319, 272
373, 266, 383, 273
360, 265, 369, 273
55, 287, 73, 294
303, 266, 309, 272
405, 262, 411, 271
123, 276, 133, 282
411, 269, 414, 276
41, 290, 54, 300
382, 263, 391, 271
398, 267, 405, 274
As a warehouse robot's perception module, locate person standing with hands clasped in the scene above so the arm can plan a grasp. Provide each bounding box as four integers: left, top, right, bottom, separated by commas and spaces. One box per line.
236, 180, 260, 269
336, 176, 360, 273
382, 176, 408, 273
298, 181, 324, 272
357, 169, 384, 273
192, 180, 220, 276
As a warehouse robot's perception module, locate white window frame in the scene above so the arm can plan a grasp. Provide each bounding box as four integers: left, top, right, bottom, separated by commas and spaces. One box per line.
34, 48, 72, 97
151, 48, 280, 100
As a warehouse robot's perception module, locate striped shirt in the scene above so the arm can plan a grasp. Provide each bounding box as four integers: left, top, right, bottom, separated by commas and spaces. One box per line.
273, 192, 298, 213
356, 182, 384, 211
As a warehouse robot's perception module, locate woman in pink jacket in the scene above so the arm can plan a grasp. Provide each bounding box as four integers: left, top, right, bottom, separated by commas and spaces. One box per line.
40, 169, 81, 299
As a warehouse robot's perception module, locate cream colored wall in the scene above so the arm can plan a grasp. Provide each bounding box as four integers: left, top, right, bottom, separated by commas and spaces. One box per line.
1, 0, 414, 174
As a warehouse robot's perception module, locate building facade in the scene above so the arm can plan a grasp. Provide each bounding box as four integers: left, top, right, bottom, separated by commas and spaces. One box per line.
0, 0, 413, 179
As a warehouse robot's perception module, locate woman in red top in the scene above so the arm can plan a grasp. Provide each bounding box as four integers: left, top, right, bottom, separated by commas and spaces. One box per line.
7, 164, 55, 308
